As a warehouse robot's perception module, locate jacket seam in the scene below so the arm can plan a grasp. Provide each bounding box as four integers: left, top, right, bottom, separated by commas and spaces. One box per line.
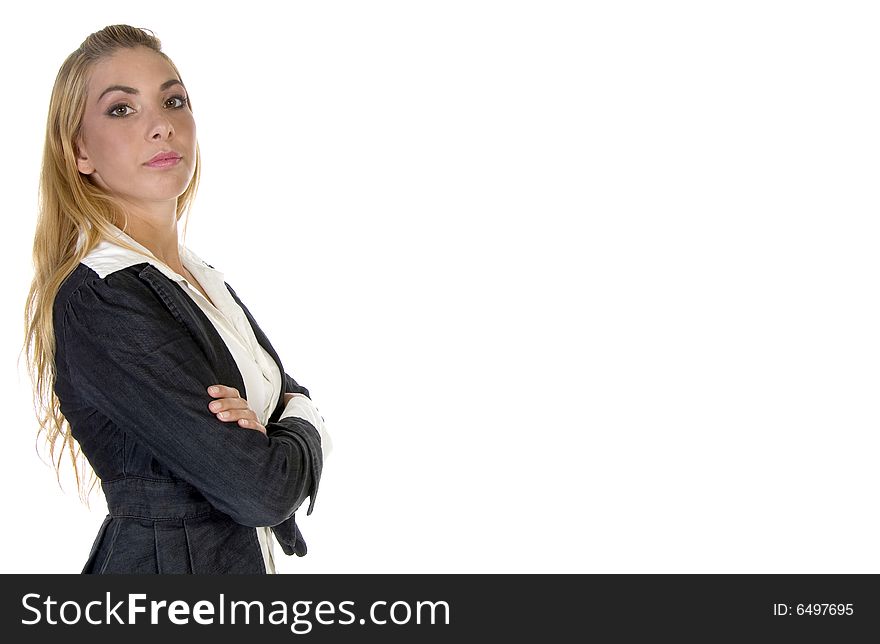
252, 527, 268, 574
154, 523, 160, 573
108, 511, 213, 521
102, 474, 188, 484
182, 519, 195, 574
58, 265, 101, 382
97, 519, 122, 574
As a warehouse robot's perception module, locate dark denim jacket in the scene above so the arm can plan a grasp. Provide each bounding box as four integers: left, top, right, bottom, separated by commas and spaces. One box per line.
52, 260, 323, 574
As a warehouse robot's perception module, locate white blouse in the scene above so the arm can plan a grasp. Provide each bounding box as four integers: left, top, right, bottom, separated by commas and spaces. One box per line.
80, 223, 332, 574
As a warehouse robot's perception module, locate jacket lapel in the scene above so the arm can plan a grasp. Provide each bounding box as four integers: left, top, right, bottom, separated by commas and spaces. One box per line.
223, 282, 289, 424
138, 264, 249, 401
137, 263, 288, 423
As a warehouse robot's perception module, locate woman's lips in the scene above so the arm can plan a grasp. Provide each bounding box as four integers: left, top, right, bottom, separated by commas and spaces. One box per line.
145, 156, 182, 168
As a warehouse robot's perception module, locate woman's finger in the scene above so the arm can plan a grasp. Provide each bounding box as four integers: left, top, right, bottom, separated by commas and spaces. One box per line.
208, 396, 249, 414
214, 407, 264, 430
214, 407, 255, 422
238, 418, 267, 435
207, 384, 240, 398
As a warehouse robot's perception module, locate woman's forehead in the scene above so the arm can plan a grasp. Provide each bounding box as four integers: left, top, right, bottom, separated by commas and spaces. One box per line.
88, 49, 179, 101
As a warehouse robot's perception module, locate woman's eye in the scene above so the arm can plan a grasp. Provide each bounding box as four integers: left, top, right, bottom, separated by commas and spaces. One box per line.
167, 95, 189, 109
108, 103, 133, 117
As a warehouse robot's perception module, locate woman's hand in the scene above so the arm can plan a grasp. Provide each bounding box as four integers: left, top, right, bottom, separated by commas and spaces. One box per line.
207, 384, 267, 436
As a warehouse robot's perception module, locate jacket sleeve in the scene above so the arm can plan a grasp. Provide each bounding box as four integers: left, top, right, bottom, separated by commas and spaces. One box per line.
271, 513, 310, 557
280, 393, 333, 461
59, 278, 323, 527
284, 370, 311, 398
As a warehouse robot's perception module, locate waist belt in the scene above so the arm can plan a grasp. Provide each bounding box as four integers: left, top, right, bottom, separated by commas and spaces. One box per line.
102, 477, 215, 520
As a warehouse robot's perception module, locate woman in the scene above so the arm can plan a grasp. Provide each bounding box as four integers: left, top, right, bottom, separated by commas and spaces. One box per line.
22, 24, 331, 574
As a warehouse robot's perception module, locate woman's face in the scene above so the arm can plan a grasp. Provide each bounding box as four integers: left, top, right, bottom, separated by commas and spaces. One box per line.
75, 46, 196, 212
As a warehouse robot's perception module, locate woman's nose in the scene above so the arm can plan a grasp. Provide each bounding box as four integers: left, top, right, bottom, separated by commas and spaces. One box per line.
149, 119, 174, 140
145, 107, 175, 140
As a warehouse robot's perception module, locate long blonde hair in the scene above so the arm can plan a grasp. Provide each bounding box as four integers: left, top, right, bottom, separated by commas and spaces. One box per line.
21, 24, 202, 506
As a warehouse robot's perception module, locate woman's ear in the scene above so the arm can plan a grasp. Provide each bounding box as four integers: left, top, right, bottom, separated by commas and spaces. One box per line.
75, 134, 94, 175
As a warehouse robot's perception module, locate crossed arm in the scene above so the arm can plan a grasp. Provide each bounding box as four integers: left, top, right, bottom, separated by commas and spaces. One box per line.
61, 281, 323, 526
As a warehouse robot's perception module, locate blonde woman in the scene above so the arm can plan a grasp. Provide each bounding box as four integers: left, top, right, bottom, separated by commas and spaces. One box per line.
23, 24, 331, 573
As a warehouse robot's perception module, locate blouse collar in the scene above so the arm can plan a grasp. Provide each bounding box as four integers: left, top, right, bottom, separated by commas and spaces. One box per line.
81, 221, 223, 288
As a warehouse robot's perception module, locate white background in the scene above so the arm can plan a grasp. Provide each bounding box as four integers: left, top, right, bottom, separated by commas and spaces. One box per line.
5, 1, 880, 573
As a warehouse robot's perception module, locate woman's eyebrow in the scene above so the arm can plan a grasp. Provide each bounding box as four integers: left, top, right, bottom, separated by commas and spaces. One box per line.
97, 78, 185, 103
